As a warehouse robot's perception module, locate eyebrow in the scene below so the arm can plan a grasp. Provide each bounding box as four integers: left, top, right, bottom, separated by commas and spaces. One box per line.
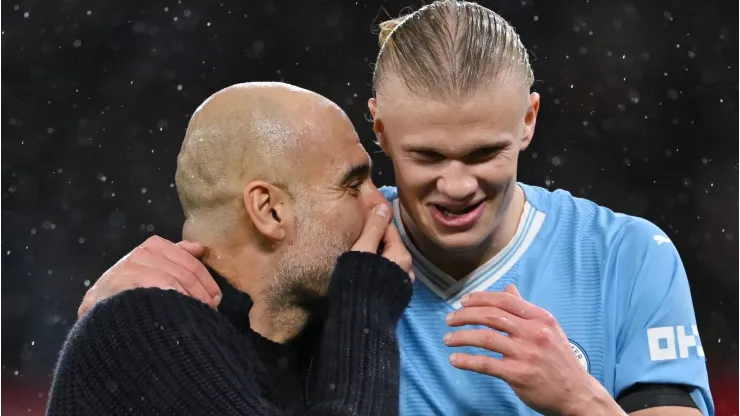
406, 141, 510, 156
339, 162, 372, 186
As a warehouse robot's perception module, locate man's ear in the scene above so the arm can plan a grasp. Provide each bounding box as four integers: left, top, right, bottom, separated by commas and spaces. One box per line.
368, 98, 389, 155
243, 181, 292, 242
520, 92, 540, 151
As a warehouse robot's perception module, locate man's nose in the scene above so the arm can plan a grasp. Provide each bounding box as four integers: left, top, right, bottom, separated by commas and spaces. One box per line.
365, 185, 388, 210
437, 166, 478, 201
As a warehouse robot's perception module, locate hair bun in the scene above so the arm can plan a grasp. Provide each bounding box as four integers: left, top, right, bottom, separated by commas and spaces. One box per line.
378, 18, 403, 47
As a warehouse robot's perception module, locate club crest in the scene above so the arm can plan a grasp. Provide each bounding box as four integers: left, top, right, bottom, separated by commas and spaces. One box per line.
569, 339, 590, 373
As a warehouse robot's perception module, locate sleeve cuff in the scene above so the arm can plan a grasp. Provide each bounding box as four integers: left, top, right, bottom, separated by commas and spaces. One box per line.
328, 251, 413, 321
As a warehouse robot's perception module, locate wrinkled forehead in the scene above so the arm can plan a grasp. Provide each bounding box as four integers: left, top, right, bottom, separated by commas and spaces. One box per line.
288, 106, 369, 185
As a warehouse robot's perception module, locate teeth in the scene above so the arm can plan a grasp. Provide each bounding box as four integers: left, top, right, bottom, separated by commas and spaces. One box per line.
437, 203, 478, 216
439, 207, 458, 216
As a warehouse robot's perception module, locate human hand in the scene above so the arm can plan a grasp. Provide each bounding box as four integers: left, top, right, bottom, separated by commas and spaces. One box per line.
78, 236, 222, 317
444, 285, 618, 416
351, 203, 413, 280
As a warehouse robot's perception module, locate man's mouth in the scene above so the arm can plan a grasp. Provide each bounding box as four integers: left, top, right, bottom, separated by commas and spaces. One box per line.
429, 201, 486, 229
433, 201, 483, 217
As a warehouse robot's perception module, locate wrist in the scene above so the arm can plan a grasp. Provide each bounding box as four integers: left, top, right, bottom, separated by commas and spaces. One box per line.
561, 377, 626, 416
330, 251, 413, 320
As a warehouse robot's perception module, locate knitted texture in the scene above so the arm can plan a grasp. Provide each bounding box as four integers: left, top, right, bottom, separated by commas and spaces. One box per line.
47, 251, 413, 416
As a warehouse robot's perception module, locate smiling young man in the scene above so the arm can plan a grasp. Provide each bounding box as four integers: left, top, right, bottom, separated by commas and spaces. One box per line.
367, 2, 712, 415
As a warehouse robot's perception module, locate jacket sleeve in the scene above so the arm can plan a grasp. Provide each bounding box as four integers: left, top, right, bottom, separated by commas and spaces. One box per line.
306, 251, 413, 416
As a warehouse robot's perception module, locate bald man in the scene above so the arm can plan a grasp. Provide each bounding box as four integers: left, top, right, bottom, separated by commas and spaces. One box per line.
46, 83, 414, 416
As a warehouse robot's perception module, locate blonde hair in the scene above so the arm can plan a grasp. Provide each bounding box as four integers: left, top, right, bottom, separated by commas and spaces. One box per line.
373, 0, 534, 98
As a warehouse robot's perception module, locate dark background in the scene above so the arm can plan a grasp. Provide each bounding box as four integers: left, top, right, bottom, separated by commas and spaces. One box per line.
2, 0, 738, 414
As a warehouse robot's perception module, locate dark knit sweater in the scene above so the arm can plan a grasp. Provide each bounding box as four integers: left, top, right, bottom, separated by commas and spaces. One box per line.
46, 251, 413, 415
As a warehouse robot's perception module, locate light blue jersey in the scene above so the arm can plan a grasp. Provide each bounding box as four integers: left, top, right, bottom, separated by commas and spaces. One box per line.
380, 184, 713, 416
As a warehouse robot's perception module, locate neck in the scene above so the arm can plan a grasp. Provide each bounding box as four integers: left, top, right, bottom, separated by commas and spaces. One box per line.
248, 302, 310, 344
201, 244, 309, 344
401, 184, 525, 280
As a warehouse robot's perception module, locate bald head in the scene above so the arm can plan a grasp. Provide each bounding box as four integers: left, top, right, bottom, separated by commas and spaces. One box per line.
175, 82, 349, 238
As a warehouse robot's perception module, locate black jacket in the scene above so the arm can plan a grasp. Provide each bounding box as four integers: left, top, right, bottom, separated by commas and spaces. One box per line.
46, 251, 413, 415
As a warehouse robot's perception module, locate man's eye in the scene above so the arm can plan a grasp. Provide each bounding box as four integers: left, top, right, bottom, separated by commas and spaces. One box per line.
415, 151, 443, 162
467, 146, 504, 163
347, 182, 362, 194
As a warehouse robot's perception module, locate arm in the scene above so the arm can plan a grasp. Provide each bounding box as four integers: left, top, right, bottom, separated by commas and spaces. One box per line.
441, 218, 713, 416
630, 408, 701, 416
306, 251, 412, 416
610, 218, 713, 416
47, 289, 269, 416
78, 236, 222, 317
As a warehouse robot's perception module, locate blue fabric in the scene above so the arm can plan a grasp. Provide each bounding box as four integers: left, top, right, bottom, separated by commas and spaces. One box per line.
379, 184, 713, 415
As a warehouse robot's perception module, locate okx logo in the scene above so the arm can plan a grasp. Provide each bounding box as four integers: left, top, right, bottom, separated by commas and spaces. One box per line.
647, 325, 704, 361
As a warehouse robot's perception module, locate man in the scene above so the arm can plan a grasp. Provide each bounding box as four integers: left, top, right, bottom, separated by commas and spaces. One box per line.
78, 1, 713, 415
365, 2, 711, 415
47, 82, 415, 415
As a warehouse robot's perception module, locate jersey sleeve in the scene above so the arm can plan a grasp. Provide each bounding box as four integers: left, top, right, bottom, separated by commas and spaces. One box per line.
611, 217, 714, 415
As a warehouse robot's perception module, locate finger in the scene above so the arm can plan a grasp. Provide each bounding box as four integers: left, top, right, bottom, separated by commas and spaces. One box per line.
102, 263, 191, 298
159, 256, 217, 307
382, 221, 403, 247
381, 224, 412, 272
135, 275, 189, 297
449, 353, 507, 379
132, 247, 216, 307
77, 270, 188, 317
152, 284, 189, 297
446, 306, 525, 336
121, 248, 204, 297
78, 291, 96, 317
351, 204, 392, 253
444, 329, 519, 357
460, 291, 545, 321
504, 284, 521, 298
143, 236, 221, 305
78, 265, 125, 317
177, 240, 205, 257
119, 264, 190, 298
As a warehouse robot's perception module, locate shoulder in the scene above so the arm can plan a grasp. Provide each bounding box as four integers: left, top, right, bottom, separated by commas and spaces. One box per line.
78, 287, 225, 334
522, 185, 681, 295
521, 184, 613, 233
49, 289, 274, 415
379, 186, 398, 202
65, 288, 244, 368
611, 215, 672, 254
522, 183, 667, 249
522, 183, 617, 223
51, 289, 252, 413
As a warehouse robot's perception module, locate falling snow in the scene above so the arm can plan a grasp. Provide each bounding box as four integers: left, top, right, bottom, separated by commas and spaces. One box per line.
2, 1, 736, 414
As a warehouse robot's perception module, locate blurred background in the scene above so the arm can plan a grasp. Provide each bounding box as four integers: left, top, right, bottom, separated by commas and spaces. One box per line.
2, 0, 737, 414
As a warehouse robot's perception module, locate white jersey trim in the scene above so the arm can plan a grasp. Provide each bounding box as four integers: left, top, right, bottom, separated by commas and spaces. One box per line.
392, 197, 545, 309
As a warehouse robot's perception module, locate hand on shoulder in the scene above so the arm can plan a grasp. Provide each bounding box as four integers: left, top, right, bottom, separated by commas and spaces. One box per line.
78, 236, 222, 317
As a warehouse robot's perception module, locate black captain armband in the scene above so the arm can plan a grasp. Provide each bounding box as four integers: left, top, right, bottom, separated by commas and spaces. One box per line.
617, 383, 698, 413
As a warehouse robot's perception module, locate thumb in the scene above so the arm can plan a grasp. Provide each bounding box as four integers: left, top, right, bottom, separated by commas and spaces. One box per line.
504, 284, 522, 298
177, 240, 205, 257
351, 203, 392, 253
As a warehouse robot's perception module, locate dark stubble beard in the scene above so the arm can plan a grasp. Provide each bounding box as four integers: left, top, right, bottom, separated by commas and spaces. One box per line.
263, 196, 355, 315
